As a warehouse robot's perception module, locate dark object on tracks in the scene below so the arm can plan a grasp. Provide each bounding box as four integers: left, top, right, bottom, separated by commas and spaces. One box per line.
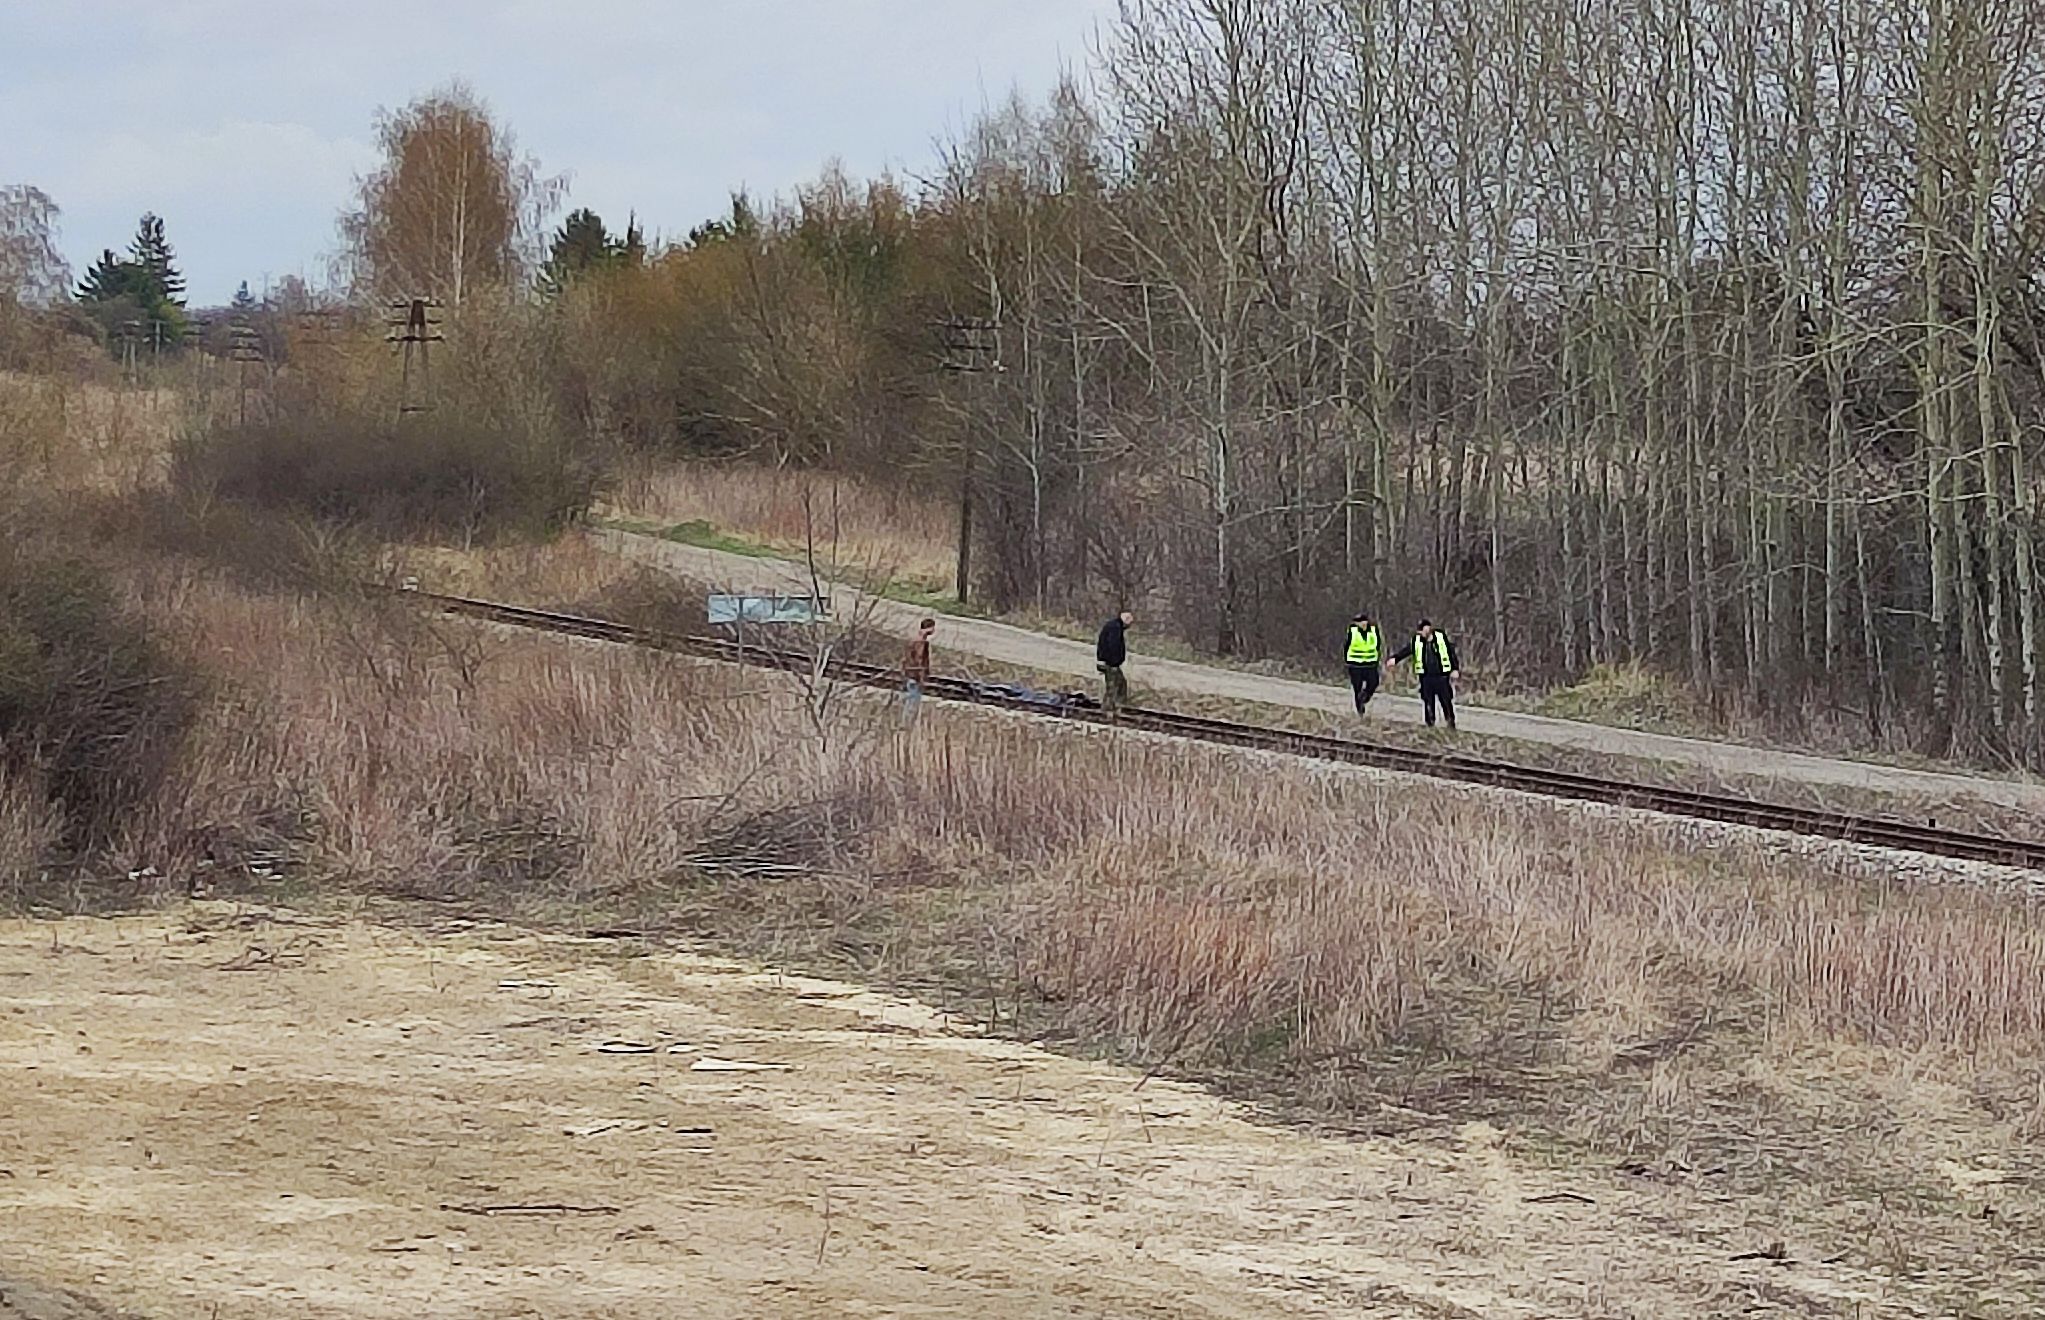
967, 681, 1098, 711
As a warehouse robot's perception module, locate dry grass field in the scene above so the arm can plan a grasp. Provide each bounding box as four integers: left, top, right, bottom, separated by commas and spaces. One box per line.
0, 371, 184, 495
603, 459, 958, 593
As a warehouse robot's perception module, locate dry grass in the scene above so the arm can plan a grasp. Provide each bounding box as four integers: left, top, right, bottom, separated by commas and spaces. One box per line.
603, 459, 956, 591
0, 371, 184, 495
395, 533, 650, 605
0, 768, 61, 908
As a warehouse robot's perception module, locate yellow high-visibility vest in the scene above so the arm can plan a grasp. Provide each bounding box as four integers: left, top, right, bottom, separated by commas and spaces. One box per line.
1347, 625, 1380, 664
1412, 632, 1452, 675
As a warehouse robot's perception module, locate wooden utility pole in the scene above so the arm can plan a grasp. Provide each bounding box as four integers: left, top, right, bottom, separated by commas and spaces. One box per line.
228, 324, 264, 426
936, 316, 1002, 605
119, 319, 142, 384
384, 297, 446, 417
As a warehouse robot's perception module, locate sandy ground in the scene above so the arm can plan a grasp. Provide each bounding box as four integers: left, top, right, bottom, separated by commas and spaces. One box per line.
600, 528, 2045, 813
0, 907, 1944, 1319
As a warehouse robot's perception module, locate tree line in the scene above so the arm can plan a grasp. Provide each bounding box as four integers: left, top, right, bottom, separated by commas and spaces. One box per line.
0, 192, 269, 361
531, 0, 2045, 763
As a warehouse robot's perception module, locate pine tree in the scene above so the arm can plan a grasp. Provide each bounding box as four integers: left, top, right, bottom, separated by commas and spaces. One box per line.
128, 213, 184, 306
75, 216, 188, 350
538, 208, 627, 295
687, 192, 758, 248
75, 248, 138, 303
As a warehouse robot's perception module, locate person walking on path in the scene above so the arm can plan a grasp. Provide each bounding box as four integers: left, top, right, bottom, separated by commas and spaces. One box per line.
1392, 620, 1460, 730
1095, 610, 1134, 711
1344, 611, 1382, 715
901, 616, 936, 720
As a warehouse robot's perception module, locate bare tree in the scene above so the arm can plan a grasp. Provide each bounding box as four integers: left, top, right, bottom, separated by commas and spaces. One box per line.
0, 185, 69, 308
340, 83, 565, 308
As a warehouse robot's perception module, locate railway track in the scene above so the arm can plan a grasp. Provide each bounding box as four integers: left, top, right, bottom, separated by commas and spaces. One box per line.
406, 587, 2045, 871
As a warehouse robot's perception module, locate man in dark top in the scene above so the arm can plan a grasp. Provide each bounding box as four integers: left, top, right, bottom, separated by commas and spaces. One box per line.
1392, 619, 1459, 730
1095, 610, 1134, 711
1344, 610, 1382, 714
901, 616, 936, 720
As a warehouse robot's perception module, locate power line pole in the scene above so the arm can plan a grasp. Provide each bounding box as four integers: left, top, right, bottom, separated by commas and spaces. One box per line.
119, 319, 142, 385
384, 297, 446, 417
228, 323, 264, 427
935, 316, 1002, 605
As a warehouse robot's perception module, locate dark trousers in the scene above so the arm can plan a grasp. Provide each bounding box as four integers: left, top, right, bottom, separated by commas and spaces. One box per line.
1420, 674, 1456, 729
1346, 662, 1381, 713
1099, 663, 1128, 711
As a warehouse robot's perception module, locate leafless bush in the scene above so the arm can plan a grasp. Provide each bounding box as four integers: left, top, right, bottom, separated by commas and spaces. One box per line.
114, 486, 376, 591
0, 766, 61, 906
175, 408, 599, 543
0, 542, 201, 854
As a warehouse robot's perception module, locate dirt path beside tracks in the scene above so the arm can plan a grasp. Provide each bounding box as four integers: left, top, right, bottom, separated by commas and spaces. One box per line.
602, 527, 2045, 813
0, 908, 1916, 1319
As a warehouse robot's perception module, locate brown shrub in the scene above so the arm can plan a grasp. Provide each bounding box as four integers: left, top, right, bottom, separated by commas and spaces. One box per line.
0, 544, 201, 855
0, 767, 62, 906
175, 410, 601, 543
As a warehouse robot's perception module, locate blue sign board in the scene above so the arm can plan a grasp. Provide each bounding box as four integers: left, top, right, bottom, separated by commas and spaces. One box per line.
707, 593, 830, 625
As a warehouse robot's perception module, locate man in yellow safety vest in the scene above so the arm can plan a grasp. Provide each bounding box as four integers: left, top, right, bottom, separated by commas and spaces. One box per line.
1392, 619, 1460, 730
1344, 610, 1382, 714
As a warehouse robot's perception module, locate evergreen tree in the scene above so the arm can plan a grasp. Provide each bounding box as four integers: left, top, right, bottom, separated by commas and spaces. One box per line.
546, 209, 609, 279
687, 192, 758, 248
75, 215, 188, 350
128, 212, 184, 306
75, 248, 139, 303
537, 207, 641, 295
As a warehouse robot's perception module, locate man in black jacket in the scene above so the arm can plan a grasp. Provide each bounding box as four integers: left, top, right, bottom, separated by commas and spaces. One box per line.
1096, 610, 1134, 711
1392, 619, 1459, 730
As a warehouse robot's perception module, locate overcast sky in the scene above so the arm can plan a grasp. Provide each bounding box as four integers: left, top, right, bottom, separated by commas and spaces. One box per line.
4, 1, 1117, 304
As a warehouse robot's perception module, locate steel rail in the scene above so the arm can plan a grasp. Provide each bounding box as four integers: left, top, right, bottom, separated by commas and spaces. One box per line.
402, 588, 2045, 871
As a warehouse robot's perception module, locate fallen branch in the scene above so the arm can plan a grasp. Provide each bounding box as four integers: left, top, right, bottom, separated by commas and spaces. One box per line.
439, 1201, 620, 1217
